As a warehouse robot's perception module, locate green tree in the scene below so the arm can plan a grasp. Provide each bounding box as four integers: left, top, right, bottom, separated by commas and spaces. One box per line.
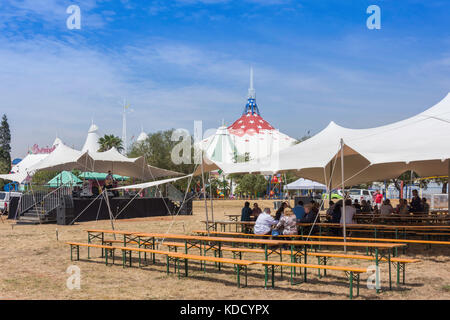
32, 170, 59, 185
0, 114, 11, 174
234, 174, 267, 197
98, 134, 124, 152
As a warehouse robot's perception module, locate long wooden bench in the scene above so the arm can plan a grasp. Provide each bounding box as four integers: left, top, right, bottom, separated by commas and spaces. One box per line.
256, 260, 366, 299
66, 241, 368, 297
210, 245, 418, 285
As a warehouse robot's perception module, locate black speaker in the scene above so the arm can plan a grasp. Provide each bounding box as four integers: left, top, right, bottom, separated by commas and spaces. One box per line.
57, 207, 75, 225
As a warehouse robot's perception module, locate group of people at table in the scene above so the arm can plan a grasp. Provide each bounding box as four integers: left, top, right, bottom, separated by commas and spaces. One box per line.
240, 189, 431, 236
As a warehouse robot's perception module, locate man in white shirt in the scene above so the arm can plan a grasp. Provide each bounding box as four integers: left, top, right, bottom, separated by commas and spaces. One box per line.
340, 199, 356, 225
254, 208, 277, 235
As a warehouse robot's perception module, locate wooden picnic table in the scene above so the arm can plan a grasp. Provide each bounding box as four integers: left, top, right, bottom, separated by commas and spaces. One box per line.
225, 214, 241, 222
86, 228, 405, 292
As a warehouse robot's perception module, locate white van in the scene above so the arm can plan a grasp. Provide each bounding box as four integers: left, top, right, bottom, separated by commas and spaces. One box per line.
0, 191, 22, 214
347, 189, 372, 203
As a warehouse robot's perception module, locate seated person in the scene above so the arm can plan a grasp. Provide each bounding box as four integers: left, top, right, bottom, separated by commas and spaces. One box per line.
276, 208, 298, 235
275, 202, 288, 221
353, 199, 361, 213
325, 201, 335, 221
299, 204, 319, 223
340, 199, 356, 225
251, 203, 262, 221
254, 208, 277, 235
328, 200, 342, 223
360, 200, 372, 213
240, 201, 252, 222
422, 198, 430, 214
380, 199, 394, 215
396, 199, 410, 215
293, 200, 306, 221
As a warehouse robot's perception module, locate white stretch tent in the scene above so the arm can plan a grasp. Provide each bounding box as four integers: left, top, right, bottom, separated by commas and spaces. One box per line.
112, 174, 192, 190
216, 93, 450, 188
79, 148, 182, 180
285, 178, 327, 191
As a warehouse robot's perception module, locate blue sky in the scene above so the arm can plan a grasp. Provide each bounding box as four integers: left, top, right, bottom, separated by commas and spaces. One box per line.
0, 0, 449, 158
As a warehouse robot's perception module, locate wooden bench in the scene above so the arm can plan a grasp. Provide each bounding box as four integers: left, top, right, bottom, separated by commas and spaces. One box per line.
256, 260, 366, 299
66, 242, 170, 268
167, 252, 256, 287
208, 245, 418, 286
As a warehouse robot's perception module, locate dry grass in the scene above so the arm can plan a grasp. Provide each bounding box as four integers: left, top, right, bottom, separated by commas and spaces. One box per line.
0, 199, 449, 300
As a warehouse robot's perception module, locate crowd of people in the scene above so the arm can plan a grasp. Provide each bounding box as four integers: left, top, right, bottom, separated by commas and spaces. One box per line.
241, 200, 322, 236
240, 190, 431, 236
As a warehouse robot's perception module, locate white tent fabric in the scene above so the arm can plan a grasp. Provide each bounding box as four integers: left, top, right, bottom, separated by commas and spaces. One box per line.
214, 93, 450, 188
79, 147, 183, 179
112, 174, 192, 190
285, 178, 327, 190
81, 123, 101, 153
0, 153, 49, 183
29, 143, 86, 173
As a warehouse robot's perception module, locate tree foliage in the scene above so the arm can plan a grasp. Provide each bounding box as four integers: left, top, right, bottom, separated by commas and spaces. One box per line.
0, 114, 11, 174
98, 134, 123, 152
233, 174, 268, 196
32, 170, 59, 185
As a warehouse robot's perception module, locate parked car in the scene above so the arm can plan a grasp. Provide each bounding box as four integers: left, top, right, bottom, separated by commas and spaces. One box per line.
322, 189, 344, 200
0, 191, 22, 214
347, 189, 372, 202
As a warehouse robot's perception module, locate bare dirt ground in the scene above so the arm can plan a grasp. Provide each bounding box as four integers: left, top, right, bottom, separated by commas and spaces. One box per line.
0, 199, 450, 300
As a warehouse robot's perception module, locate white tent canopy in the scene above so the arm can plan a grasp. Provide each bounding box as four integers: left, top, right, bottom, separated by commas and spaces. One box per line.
285, 178, 327, 191
112, 174, 191, 190
215, 93, 450, 188
0, 153, 49, 183
29, 143, 86, 173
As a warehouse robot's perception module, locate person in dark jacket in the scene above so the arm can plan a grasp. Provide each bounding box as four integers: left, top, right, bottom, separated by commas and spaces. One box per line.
241, 201, 252, 222
410, 190, 422, 213
275, 202, 288, 221
299, 204, 318, 223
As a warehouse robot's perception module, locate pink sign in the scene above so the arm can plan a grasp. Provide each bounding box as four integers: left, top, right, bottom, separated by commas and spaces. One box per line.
31, 144, 56, 154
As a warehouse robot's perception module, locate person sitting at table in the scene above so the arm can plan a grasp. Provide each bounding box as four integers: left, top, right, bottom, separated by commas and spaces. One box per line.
361, 200, 372, 213
353, 199, 361, 213
275, 202, 288, 221
422, 198, 430, 214
325, 201, 335, 221
293, 200, 306, 221
276, 208, 298, 235
299, 204, 318, 223
380, 199, 394, 215
396, 199, 410, 215
410, 190, 423, 213
251, 202, 262, 221
254, 208, 277, 235
340, 199, 356, 225
241, 201, 252, 222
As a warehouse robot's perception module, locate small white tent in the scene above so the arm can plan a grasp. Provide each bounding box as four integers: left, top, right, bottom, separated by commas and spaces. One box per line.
285, 178, 327, 191
81, 123, 101, 153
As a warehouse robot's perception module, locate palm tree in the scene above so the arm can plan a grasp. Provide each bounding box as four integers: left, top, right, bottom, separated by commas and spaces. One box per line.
98, 134, 124, 152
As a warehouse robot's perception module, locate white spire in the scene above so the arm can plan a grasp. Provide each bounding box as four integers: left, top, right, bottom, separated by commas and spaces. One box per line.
248, 67, 256, 99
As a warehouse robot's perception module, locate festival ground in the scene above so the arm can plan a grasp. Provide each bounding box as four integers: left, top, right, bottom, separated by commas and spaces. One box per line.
1, 199, 450, 300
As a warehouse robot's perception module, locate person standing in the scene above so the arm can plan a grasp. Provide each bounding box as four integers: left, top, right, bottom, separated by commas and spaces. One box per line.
241, 201, 252, 222
251, 203, 262, 221
410, 190, 422, 213
375, 190, 383, 211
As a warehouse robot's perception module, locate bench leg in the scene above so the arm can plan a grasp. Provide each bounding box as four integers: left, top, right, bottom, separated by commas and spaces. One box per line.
349, 271, 354, 300
397, 262, 400, 285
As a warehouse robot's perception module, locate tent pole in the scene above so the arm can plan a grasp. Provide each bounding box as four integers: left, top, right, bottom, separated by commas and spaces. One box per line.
340, 139, 347, 252
448, 160, 450, 214
200, 155, 210, 236
103, 190, 116, 239
209, 172, 215, 223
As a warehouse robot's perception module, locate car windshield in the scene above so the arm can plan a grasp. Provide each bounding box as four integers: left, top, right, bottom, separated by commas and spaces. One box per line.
0, 192, 6, 200
348, 190, 360, 195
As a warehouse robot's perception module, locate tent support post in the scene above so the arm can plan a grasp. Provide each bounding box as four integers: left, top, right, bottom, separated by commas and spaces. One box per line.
448, 160, 450, 214
103, 190, 116, 240
340, 139, 347, 252
200, 156, 210, 236
209, 172, 215, 223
